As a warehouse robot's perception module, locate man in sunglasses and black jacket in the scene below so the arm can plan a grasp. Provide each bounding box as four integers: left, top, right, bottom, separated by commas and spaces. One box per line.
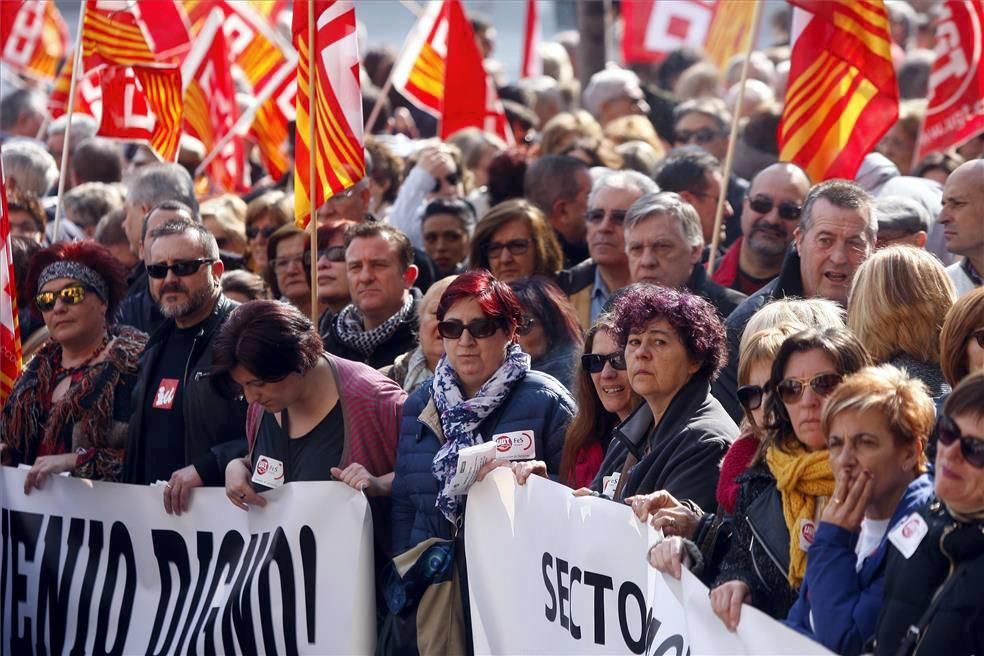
123, 221, 247, 518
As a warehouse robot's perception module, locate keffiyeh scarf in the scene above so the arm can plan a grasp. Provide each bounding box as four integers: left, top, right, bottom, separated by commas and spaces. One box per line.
335, 292, 415, 357
431, 342, 530, 524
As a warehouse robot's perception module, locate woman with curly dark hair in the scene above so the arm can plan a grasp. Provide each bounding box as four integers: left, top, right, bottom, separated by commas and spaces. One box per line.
0, 241, 148, 489
591, 284, 737, 511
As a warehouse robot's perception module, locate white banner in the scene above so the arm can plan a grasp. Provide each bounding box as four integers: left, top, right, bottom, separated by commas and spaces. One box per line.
465, 469, 831, 655
0, 467, 375, 656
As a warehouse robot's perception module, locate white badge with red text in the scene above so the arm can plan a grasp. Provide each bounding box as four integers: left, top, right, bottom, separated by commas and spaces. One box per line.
888, 512, 928, 559
251, 455, 285, 489
799, 518, 817, 552
493, 430, 536, 461
153, 378, 179, 409
602, 472, 621, 499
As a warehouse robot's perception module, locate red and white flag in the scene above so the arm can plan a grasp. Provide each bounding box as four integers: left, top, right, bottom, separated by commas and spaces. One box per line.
0, 148, 23, 404
48, 51, 103, 121
81, 0, 191, 73
98, 65, 184, 162
439, 0, 513, 143
0, 0, 69, 80
390, 1, 446, 117
916, 0, 984, 162
521, 0, 542, 78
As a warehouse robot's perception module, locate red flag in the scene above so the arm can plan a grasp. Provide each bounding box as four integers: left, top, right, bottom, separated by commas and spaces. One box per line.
252, 69, 297, 180
98, 65, 183, 162
916, 0, 984, 163
292, 0, 365, 228
390, 1, 446, 117
521, 0, 541, 78
0, 0, 69, 80
779, 1, 899, 182
48, 52, 103, 120
81, 0, 191, 72
182, 11, 246, 192
439, 0, 513, 143
0, 148, 23, 403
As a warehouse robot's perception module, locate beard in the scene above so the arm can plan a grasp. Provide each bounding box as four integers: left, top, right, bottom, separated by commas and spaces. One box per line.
746, 221, 790, 257
159, 277, 217, 320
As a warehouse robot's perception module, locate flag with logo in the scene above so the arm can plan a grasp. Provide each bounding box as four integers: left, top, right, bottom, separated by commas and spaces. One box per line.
439, 0, 513, 143
0, 149, 23, 404
0, 0, 69, 80
778, 0, 899, 182
390, 0, 446, 117
916, 0, 984, 162
48, 51, 102, 121
292, 0, 365, 228
98, 65, 183, 162
80, 0, 191, 72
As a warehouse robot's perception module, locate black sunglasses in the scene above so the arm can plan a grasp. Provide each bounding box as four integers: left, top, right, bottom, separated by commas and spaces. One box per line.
674, 127, 723, 145
748, 195, 802, 221
432, 172, 460, 194
585, 209, 628, 225
437, 317, 503, 340
146, 258, 215, 279
777, 373, 843, 404
304, 245, 346, 266
938, 414, 984, 469
486, 238, 530, 259
35, 284, 89, 312
581, 351, 627, 373
246, 225, 278, 240
737, 384, 765, 411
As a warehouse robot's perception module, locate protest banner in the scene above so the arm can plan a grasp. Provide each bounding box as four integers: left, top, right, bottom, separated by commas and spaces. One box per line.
465, 469, 832, 655
0, 467, 375, 655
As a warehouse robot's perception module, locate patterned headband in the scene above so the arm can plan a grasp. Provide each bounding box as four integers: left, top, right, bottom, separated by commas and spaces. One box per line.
37, 260, 109, 302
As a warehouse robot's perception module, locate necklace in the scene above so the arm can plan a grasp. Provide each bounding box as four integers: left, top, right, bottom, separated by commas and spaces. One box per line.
52, 333, 111, 383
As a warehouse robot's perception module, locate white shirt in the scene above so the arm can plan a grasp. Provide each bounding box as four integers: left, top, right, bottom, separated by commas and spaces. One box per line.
855, 517, 891, 571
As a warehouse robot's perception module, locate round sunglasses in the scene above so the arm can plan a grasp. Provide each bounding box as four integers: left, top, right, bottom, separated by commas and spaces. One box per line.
938, 414, 984, 469
737, 384, 765, 411
776, 372, 843, 404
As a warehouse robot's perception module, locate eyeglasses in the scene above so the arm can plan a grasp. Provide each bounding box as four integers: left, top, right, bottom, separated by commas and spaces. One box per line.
35, 284, 89, 312
748, 195, 803, 221
147, 258, 215, 279
432, 173, 460, 194
777, 372, 843, 404
272, 254, 305, 272
246, 225, 277, 240
437, 317, 503, 339
938, 414, 984, 469
737, 384, 765, 411
304, 245, 346, 267
486, 238, 530, 259
586, 209, 628, 225
674, 127, 723, 145
581, 351, 627, 373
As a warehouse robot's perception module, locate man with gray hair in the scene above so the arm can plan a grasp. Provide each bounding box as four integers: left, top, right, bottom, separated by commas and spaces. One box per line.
714, 179, 877, 421
624, 191, 746, 318
45, 113, 99, 164
0, 88, 47, 140
124, 220, 245, 517
558, 170, 658, 327
875, 195, 929, 249
582, 66, 650, 127
1, 140, 87, 242
123, 163, 199, 260
524, 154, 593, 267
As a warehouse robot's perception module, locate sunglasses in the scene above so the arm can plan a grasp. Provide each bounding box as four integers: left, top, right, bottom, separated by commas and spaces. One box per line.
748, 195, 802, 221
147, 258, 215, 279
938, 414, 984, 469
777, 372, 843, 404
486, 238, 530, 259
432, 172, 460, 194
674, 127, 723, 145
737, 384, 765, 411
437, 317, 503, 340
35, 284, 89, 312
581, 351, 627, 373
585, 209, 628, 225
304, 245, 346, 266
246, 225, 277, 240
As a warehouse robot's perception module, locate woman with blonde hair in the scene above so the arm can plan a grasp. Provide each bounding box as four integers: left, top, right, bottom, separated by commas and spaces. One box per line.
538, 110, 604, 156
469, 199, 563, 283
847, 245, 956, 399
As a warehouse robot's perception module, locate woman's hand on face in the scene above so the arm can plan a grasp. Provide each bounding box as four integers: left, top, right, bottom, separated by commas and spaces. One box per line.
648, 536, 692, 579
821, 469, 872, 532
710, 581, 751, 632
23, 453, 77, 494
225, 458, 266, 511
476, 459, 547, 485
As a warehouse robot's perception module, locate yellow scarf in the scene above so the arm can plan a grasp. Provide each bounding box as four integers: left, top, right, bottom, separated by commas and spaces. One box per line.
765, 445, 835, 588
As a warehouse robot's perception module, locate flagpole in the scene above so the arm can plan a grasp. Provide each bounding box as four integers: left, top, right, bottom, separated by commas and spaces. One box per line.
308, 0, 319, 326
705, 0, 762, 274
53, 3, 87, 243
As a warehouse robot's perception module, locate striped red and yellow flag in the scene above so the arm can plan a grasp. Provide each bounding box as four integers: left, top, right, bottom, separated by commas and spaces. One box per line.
98, 65, 183, 162
48, 50, 101, 119
292, 0, 365, 228
81, 1, 158, 71
0, 1, 69, 80
779, 0, 899, 182
0, 149, 23, 404
704, 2, 758, 72
390, 1, 446, 117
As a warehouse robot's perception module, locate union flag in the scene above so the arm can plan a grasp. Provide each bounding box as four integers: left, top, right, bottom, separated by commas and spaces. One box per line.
48, 51, 102, 120
0, 1, 69, 80
778, 0, 899, 181
292, 0, 365, 228
0, 149, 23, 404
98, 65, 183, 162
390, 1, 446, 117
81, 0, 191, 72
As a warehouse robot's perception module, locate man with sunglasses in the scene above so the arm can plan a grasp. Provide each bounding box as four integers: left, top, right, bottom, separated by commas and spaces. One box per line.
557, 171, 657, 328
124, 221, 247, 518
712, 163, 811, 295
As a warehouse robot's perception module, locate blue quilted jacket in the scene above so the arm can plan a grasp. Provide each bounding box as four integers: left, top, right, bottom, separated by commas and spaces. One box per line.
390, 370, 576, 555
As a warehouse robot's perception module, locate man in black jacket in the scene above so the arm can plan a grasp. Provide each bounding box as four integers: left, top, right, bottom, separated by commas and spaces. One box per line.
124, 221, 246, 515
321, 222, 420, 369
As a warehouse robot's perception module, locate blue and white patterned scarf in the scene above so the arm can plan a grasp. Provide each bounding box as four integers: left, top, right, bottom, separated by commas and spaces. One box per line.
431, 342, 530, 524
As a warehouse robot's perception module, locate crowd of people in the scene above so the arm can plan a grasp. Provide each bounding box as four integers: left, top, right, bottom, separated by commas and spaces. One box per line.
1, 1, 983, 654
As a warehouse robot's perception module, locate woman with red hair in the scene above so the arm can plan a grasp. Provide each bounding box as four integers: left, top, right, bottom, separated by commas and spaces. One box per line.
0, 241, 147, 489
